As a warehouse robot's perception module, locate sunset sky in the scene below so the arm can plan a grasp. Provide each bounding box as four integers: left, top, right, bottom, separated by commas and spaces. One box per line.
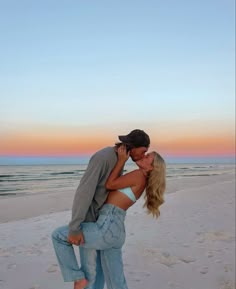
0, 0, 235, 164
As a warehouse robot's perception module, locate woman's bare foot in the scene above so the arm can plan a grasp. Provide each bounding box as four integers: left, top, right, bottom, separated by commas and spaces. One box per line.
74, 278, 88, 289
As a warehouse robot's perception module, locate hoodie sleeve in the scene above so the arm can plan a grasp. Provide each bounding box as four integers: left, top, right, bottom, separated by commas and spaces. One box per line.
68, 153, 107, 235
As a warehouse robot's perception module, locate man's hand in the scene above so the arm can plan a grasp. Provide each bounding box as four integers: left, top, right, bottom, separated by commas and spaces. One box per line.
68, 232, 85, 246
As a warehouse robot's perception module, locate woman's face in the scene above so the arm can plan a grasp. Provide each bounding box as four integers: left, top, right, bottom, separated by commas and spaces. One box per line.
136, 152, 155, 171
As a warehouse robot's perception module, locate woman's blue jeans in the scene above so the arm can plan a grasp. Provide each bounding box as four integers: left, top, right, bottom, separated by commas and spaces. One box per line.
51, 204, 129, 289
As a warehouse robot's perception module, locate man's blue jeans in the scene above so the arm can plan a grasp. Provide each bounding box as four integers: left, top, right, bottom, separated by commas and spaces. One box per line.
51, 204, 128, 289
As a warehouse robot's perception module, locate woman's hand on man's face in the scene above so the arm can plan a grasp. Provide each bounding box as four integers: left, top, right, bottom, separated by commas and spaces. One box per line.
117, 144, 130, 162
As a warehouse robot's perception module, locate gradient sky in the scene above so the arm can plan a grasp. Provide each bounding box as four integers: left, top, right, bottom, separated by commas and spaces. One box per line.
0, 0, 235, 163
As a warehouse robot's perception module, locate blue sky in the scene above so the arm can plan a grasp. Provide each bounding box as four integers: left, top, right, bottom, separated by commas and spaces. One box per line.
0, 0, 235, 164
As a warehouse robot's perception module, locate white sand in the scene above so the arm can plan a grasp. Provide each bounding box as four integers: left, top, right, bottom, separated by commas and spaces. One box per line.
0, 173, 235, 289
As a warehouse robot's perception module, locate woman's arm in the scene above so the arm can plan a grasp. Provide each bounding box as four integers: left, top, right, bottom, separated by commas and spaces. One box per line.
105, 145, 141, 190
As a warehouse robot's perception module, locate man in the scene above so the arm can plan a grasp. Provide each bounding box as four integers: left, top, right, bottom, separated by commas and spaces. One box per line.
52, 129, 150, 289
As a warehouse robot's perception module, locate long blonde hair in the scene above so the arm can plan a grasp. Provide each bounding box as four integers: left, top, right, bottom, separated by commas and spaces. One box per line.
143, 152, 166, 218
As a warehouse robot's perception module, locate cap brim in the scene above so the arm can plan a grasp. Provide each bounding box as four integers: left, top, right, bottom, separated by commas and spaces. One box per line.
118, 135, 130, 143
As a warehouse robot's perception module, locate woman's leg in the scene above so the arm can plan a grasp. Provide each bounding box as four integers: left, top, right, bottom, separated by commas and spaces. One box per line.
80, 211, 128, 289
101, 248, 129, 289
79, 247, 104, 289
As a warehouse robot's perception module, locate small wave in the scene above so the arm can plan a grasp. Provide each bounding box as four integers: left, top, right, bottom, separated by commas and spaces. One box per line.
182, 173, 219, 177
0, 188, 22, 192
0, 175, 78, 182
0, 174, 13, 178
50, 171, 76, 175
0, 174, 26, 178
0, 193, 17, 196
192, 166, 213, 169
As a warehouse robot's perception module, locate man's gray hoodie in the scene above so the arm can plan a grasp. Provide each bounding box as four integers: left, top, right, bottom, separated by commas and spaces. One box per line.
69, 146, 120, 235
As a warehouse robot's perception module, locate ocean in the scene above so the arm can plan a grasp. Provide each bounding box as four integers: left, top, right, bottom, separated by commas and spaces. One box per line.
0, 163, 235, 199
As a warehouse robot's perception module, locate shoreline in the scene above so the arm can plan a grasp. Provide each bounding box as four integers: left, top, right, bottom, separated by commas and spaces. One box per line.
0, 172, 234, 223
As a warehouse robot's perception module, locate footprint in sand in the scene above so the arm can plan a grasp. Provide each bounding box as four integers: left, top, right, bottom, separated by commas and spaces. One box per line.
200, 266, 209, 274
143, 249, 180, 267
224, 264, 233, 273
0, 280, 6, 288
128, 270, 151, 285
47, 264, 59, 273
29, 285, 40, 289
207, 251, 214, 258
158, 252, 180, 267
26, 248, 43, 256
40, 236, 48, 241
149, 250, 196, 267
197, 238, 205, 243
179, 256, 196, 264
182, 243, 190, 247
168, 281, 181, 289
218, 279, 236, 289
0, 250, 11, 257
7, 263, 17, 269
215, 259, 223, 263
197, 231, 235, 243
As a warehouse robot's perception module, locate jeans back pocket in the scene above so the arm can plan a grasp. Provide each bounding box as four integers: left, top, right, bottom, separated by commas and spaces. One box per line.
103, 219, 125, 249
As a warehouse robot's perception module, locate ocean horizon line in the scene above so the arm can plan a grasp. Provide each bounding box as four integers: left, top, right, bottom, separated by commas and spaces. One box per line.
0, 155, 235, 166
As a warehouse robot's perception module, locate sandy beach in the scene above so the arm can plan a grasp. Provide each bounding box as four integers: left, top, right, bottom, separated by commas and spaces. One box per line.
0, 172, 235, 289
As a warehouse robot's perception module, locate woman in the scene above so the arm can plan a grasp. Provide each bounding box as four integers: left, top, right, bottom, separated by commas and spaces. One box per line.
53, 145, 166, 289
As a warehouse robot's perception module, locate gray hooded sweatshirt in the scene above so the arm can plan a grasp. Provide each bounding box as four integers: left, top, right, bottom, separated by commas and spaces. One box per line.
69, 146, 120, 235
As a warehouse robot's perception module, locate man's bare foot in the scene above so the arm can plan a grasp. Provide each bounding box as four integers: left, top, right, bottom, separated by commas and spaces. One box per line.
74, 279, 88, 289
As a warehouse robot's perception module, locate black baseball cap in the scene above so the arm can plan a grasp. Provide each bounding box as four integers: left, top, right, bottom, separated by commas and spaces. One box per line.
118, 129, 150, 148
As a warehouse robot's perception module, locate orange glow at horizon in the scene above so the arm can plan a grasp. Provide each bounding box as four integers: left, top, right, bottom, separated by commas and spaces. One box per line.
152, 135, 235, 156
0, 127, 235, 157
0, 130, 113, 156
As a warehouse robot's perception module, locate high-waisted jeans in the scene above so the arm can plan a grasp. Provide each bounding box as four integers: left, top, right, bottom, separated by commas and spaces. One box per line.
52, 204, 129, 289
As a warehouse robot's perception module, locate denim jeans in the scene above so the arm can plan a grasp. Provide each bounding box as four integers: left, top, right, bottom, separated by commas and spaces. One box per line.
51, 225, 104, 289
52, 204, 128, 289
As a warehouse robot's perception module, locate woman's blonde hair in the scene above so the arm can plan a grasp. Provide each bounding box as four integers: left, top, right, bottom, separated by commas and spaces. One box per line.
144, 152, 166, 218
